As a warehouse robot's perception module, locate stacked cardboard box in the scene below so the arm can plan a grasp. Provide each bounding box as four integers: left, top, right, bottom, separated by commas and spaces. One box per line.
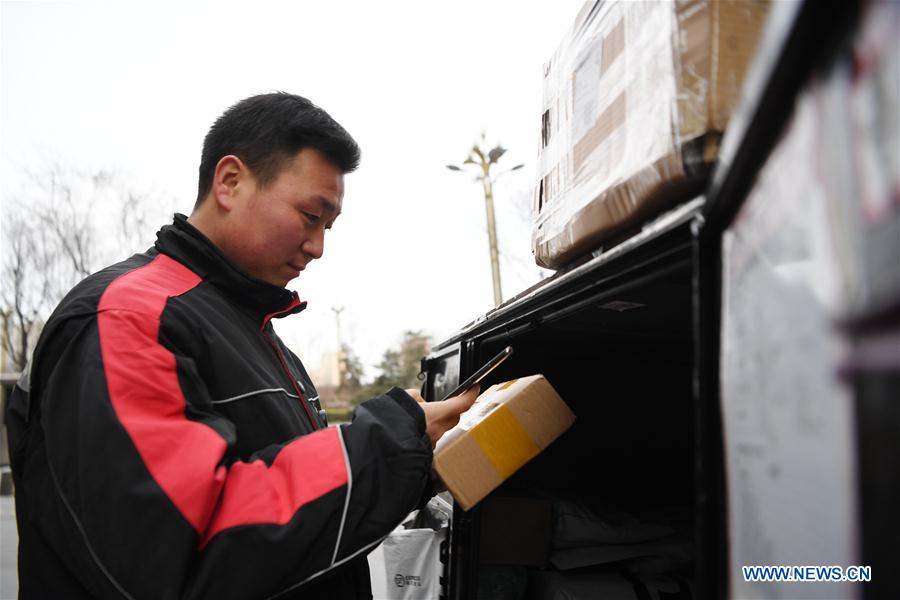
534, 0, 770, 268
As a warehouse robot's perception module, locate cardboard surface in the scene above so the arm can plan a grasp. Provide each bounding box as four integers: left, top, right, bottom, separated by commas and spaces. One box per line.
533, 0, 769, 269
433, 375, 575, 511
478, 496, 553, 567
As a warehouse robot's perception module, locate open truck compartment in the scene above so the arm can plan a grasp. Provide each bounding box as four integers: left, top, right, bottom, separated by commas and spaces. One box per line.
424, 201, 707, 599
467, 283, 696, 599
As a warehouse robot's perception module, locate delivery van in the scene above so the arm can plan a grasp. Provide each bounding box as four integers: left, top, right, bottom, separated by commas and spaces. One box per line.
420, 1, 898, 598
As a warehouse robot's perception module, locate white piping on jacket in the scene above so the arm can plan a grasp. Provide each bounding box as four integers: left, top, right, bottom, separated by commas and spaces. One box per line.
331, 424, 353, 567
211, 387, 320, 405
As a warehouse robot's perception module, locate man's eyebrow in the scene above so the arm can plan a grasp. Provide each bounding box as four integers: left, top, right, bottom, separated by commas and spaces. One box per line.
317, 196, 339, 214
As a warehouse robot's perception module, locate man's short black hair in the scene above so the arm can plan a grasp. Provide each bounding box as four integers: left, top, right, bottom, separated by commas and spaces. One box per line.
195, 92, 360, 208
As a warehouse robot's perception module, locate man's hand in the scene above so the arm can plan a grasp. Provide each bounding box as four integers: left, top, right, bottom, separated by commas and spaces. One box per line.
405, 386, 480, 448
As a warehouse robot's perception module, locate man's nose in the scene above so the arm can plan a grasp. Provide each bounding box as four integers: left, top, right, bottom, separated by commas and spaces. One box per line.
301, 229, 325, 260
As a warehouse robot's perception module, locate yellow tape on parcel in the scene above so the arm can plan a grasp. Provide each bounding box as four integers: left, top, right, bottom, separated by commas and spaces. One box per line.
469, 404, 540, 479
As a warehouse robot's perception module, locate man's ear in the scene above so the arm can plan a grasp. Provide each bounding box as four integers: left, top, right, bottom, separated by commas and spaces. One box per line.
211, 155, 248, 211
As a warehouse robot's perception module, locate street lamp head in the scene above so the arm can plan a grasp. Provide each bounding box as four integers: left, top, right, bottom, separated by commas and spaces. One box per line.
446, 164, 462, 171
488, 146, 507, 164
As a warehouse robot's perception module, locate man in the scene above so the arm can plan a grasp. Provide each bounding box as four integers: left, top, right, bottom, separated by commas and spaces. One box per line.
5, 93, 478, 599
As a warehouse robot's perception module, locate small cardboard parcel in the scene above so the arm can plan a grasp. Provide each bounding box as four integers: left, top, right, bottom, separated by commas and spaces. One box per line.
434, 375, 575, 511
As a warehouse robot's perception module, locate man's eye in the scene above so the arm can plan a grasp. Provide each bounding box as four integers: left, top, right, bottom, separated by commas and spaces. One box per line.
303, 212, 321, 223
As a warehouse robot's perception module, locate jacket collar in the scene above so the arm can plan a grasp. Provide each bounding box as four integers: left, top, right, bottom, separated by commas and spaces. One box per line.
154, 214, 307, 321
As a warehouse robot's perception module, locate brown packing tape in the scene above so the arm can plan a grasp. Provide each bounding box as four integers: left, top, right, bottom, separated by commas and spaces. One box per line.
674, 0, 713, 141
535, 150, 691, 269
573, 91, 627, 175
673, 0, 770, 139
601, 16, 626, 73
568, 10, 627, 182
709, 0, 770, 131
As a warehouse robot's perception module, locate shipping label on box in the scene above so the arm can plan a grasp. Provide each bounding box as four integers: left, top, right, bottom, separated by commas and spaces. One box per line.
533, 0, 770, 269
433, 375, 575, 511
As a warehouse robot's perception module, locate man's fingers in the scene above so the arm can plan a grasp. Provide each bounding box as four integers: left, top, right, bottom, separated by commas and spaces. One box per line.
420, 385, 483, 447
461, 383, 480, 404
448, 384, 480, 412
409, 384, 479, 410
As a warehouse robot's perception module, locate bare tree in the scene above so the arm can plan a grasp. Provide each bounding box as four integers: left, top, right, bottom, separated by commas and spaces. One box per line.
1, 163, 171, 371
2, 218, 45, 371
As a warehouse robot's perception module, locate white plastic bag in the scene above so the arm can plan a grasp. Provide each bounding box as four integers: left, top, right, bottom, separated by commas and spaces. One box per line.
370, 526, 446, 600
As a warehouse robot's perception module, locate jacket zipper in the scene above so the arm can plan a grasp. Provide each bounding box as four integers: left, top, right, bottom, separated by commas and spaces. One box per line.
262, 328, 319, 431
260, 296, 319, 431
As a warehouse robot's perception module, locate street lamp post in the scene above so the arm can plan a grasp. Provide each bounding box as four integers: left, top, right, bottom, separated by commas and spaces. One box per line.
332, 305, 344, 386
447, 133, 523, 307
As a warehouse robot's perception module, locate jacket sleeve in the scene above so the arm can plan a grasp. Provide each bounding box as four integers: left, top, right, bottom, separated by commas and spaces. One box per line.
31, 305, 432, 600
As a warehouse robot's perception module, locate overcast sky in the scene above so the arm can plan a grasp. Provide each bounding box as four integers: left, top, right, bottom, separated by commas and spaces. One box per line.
1, 0, 582, 376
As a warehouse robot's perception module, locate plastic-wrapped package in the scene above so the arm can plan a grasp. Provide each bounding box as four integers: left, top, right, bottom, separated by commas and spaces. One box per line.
533, 0, 769, 268
548, 499, 692, 573
552, 500, 674, 549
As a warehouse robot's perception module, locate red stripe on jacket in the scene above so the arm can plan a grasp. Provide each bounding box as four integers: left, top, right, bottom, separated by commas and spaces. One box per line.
97, 254, 348, 543
201, 426, 345, 546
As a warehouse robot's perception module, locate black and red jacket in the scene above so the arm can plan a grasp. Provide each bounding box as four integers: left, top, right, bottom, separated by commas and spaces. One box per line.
5, 214, 433, 599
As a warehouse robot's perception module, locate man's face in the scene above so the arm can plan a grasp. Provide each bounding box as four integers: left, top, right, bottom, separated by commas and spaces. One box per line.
227, 148, 344, 287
